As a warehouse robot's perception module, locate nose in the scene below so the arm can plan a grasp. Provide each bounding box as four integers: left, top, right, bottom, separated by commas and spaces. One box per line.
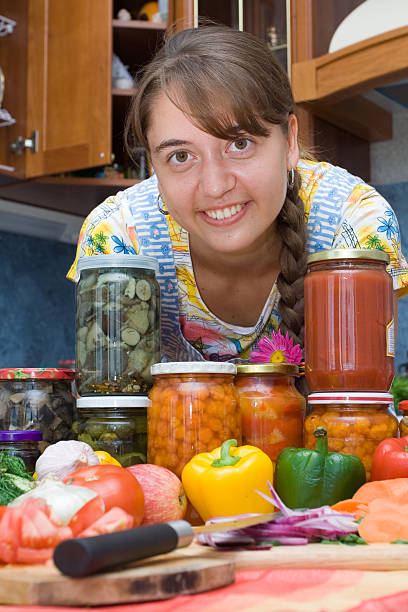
198, 157, 236, 199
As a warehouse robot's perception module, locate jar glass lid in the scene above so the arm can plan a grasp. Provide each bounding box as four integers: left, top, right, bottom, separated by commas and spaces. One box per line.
0, 430, 42, 441
307, 248, 390, 265
0, 368, 75, 380
236, 363, 299, 375
77, 396, 151, 409
308, 392, 393, 404
151, 362, 237, 375
77, 254, 159, 273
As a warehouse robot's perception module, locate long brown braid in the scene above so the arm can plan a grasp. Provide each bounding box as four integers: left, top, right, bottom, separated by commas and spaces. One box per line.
276, 169, 307, 348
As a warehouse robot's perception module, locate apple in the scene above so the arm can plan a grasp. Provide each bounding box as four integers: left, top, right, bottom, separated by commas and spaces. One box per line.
127, 464, 187, 525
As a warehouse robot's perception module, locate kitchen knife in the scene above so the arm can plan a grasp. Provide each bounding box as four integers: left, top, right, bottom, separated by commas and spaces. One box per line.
53, 512, 276, 577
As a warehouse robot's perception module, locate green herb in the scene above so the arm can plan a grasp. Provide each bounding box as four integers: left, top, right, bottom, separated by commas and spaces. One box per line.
319, 534, 367, 545
0, 452, 35, 505
391, 539, 408, 544
390, 375, 408, 413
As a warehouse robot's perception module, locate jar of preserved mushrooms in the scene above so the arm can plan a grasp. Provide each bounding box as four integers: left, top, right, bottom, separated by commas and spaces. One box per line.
0, 430, 42, 475
0, 368, 76, 451
75, 396, 149, 467
76, 255, 160, 396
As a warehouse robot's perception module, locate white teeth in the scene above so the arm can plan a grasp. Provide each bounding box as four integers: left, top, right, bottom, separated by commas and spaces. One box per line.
204, 203, 244, 220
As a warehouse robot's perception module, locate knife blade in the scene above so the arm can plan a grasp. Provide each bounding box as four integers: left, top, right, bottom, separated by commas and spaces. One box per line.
53, 512, 276, 577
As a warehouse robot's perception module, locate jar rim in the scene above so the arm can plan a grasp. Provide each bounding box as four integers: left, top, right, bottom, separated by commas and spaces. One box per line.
77, 396, 151, 408
151, 362, 236, 375
307, 248, 390, 265
0, 430, 42, 441
308, 392, 393, 404
0, 368, 75, 380
236, 363, 299, 375
77, 254, 159, 273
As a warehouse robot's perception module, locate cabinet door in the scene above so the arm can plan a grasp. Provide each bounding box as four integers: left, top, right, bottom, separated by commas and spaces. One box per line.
0, 0, 112, 179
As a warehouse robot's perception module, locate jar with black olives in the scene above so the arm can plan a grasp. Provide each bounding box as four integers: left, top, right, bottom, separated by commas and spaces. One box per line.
75, 396, 149, 467
76, 255, 160, 396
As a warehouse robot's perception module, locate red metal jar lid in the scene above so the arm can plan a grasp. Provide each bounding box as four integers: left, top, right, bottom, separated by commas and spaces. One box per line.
0, 368, 75, 380
308, 392, 393, 404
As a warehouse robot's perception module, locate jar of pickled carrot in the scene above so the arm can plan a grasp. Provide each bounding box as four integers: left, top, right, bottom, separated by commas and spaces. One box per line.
304, 392, 398, 479
148, 362, 240, 478
304, 249, 394, 392
236, 363, 306, 461
399, 400, 408, 437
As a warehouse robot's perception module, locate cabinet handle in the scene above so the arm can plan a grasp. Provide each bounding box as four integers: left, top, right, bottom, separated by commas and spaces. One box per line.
10, 130, 38, 155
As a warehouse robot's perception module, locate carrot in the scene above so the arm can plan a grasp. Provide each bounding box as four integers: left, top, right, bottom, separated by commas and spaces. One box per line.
358, 500, 408, 543
330, 499, 368, 518
352, 478, 408, 505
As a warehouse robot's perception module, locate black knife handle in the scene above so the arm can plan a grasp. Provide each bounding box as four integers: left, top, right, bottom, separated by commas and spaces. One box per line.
53, 520, 194, 577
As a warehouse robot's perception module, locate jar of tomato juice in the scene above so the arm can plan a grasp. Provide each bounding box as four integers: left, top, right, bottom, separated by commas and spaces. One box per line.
236, 364, 305, 461
304, 249, 394, 392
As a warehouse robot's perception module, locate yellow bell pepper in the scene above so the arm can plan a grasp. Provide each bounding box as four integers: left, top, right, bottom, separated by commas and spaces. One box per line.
95, 450, 121, 466
181, 439, 274, 521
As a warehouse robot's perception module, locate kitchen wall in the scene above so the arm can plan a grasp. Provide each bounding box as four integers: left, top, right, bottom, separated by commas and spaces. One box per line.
0, 229, 76, 368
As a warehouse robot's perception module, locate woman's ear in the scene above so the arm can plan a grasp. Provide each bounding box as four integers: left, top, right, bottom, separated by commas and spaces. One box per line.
286, 113, 300, 170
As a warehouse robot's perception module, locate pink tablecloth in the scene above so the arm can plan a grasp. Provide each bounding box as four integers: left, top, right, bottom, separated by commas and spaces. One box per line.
2, 568, 408, 612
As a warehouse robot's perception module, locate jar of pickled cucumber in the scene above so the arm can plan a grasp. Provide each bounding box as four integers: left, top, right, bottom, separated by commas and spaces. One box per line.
305, 392, 398, 479
236, 363, 305, 461
76, 396, 149, 467
148, 362, 240, 478
399, 400, 408, 437
76, 255, 160, 396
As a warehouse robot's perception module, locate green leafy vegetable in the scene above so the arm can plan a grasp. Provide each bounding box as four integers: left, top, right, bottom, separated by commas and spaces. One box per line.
390, 375, 408, 413
0, 452, 35, 505
391, 539, 408, 544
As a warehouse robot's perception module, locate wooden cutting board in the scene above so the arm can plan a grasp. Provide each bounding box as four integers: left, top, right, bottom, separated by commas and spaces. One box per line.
0, 553, 235, 607
171, 541, 408, 572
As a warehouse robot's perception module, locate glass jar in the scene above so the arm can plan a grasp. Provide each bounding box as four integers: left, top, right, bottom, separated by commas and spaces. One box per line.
0, 430, 42, 475
399, 400, 408, 437
236, 363, 306, 461
76, 396, 149, 467
148, 362, 241, 478
304, 392, 398, 479
304, 249, 394, 392
0, 368, 76, 451
76, 255, 160, 396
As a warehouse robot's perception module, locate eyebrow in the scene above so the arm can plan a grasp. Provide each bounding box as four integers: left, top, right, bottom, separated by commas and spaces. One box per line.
154, 139, 191, 154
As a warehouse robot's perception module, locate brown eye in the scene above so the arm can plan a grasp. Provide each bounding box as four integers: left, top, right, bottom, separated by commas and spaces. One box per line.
174, 151, 188, 162
233, 138, 249, 150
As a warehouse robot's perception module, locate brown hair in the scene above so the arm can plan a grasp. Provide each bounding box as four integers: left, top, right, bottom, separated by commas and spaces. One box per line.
126, 24, 307, 349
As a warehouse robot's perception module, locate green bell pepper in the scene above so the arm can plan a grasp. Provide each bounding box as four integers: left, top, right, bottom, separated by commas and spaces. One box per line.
274, 426, 366, 509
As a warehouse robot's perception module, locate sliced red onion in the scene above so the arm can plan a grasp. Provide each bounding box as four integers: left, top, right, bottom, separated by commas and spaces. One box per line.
196, 482, 358, 549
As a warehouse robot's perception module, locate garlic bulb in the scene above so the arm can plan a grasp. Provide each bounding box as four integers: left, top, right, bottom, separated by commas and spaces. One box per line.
35, 440, 100, 481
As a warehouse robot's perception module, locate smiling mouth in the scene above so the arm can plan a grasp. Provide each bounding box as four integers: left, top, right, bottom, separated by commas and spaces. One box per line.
203, 203, 245, 220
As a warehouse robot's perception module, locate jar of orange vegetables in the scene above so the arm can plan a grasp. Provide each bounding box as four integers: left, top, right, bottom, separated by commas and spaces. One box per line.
148, 362, 240, 478
305, 392, 398, 479
236, 363, 305, 461
399, 401, 408, 437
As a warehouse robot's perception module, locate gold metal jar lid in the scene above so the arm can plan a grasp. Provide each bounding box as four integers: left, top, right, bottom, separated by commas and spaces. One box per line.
307, 248, 390, 265
236, 363, 299, 376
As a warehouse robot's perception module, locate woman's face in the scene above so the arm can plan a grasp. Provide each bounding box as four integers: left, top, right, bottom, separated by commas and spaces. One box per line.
147, 93, 299, 258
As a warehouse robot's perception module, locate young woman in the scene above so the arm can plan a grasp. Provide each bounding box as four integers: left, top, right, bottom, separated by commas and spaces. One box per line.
68, 24, 408, 363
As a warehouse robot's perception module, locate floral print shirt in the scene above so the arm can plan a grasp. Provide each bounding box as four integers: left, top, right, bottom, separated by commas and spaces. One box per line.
68, 159, 408, 362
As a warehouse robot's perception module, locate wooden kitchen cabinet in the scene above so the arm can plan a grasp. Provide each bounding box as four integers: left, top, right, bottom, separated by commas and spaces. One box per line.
0, 0, 112, 179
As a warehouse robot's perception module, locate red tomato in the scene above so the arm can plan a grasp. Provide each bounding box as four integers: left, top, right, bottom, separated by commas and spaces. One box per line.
78, 506, 134, 538
69, 495, 105, 537
64, 465, 144, 526
16, 546, 54, 564
0, 507, 22, 562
